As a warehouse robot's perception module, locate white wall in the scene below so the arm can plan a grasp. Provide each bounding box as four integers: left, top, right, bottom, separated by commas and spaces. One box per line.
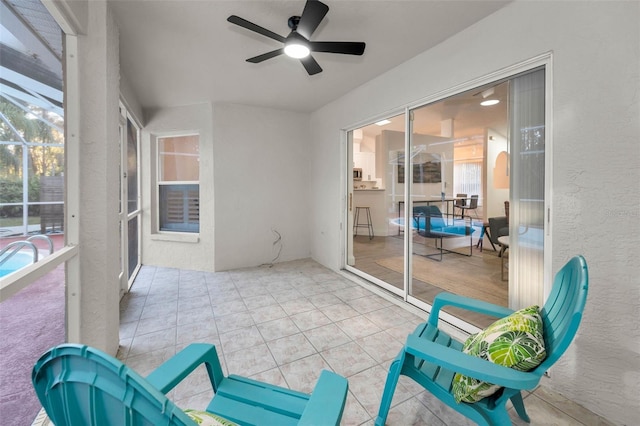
141, 103, 215, 272
73, 0, 121, 354
309, 2, 639, 424
120, 74, 144, 126
485, 129, 509, 219
212, 103, 311, 271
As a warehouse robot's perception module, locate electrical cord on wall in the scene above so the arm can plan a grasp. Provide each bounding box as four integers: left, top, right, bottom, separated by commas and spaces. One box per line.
261, 228, 282, 268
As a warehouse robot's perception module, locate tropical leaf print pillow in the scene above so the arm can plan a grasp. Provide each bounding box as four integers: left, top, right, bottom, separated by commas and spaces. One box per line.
452, 305, 547, 404
184, 409, 238, 426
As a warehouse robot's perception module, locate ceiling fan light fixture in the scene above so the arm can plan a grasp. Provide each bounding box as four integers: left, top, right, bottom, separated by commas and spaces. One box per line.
228, 0, 365, 75
481, 99, 500, 106
284, 42, 310, 58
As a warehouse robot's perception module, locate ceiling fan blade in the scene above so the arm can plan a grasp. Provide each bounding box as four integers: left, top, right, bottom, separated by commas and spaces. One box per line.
246, 49, 284, 63
300, 55, 322, 75
227, 15, 286, 43
297, 0, 329, 39
309, 41, 366, 55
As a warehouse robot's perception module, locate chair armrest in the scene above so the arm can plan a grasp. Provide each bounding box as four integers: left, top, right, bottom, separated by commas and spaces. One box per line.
405, 334, 541, 390
298, 370, 348, 426
428, 292, 514, 327
146, 343, 225, 394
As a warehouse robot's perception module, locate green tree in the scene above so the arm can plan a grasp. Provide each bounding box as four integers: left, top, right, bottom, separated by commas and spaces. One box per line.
0, 98, 64, 222
0, 98, 64, 179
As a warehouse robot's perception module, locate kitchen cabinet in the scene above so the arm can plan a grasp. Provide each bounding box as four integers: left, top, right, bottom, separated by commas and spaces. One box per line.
353, 151, 376, 181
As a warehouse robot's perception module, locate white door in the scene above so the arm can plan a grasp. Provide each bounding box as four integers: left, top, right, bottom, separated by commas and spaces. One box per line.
119, 103, 142, 295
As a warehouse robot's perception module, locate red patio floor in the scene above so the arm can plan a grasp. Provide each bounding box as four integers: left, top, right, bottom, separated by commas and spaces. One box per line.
0, 234, 65, 426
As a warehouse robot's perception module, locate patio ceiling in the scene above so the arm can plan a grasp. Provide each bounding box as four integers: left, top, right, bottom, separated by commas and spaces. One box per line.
2, 0, 514, 117
110, 0, 511, 113
0, 0, 63, 127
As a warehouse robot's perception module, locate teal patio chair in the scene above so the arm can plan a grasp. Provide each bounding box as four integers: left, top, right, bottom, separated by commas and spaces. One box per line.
32, 343, 348, 426
375, 255, 588, 425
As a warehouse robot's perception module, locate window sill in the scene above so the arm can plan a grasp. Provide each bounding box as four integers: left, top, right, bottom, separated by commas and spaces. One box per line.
150, 232, 199, 243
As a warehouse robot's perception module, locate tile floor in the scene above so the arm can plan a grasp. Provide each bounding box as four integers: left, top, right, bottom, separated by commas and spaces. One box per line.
117, 258, 612, 425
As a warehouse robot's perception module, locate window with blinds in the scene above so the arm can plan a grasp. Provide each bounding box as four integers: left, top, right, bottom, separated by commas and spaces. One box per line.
157, 135, 199, 233
159, 184, 199, 232
453, 160, 483, 203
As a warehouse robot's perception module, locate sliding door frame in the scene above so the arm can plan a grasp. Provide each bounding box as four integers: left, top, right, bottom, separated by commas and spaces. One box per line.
342, 53, 553, 332
118, 101, 142, 296
343, 110, 407, 300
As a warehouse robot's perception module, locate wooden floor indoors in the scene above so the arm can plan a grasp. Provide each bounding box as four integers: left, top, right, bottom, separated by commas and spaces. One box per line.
352, 232, 508, 329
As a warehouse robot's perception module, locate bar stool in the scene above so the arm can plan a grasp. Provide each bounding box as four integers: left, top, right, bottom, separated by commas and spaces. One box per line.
354, 206, 374, 240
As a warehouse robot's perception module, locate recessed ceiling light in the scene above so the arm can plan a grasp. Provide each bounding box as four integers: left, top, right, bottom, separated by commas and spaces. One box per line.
480, 99, 500, 106
375, 119, 391, 126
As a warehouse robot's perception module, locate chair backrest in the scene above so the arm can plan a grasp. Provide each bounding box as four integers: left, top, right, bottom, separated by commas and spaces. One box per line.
488, 216, 509, 243
538, 255, 589, 370
467, 195, 479, 209
32, 344, 195, 426
455, 194, 467, 207
413, 205, 446, 233
428, 206, 447, 229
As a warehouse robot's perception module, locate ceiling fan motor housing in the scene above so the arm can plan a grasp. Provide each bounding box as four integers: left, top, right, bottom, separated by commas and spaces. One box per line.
288, 16, 301, 30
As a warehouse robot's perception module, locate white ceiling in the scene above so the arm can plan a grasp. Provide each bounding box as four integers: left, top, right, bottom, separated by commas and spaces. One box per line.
110, 0, 510, 113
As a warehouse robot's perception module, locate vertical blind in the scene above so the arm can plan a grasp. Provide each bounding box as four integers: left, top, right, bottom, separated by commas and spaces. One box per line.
509, 68, 546, 309
454, 161, 483, 204
159, 185, 200, 232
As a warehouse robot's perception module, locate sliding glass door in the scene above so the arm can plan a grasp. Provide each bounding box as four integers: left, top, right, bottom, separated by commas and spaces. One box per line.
403, 81, 512, 327
345, 65, 548, 330
346, 113, 407, 296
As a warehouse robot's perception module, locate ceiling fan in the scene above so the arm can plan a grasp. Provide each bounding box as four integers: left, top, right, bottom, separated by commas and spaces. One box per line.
227, 0, 366, 75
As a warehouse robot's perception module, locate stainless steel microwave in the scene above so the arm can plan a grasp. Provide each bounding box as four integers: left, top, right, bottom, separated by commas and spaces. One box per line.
353, 168, 362, 180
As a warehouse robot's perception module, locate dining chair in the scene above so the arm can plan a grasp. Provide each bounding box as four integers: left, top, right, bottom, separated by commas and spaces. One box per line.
488, 216, 509, 254
454, 193, 467, 218
458, 195, 479, 218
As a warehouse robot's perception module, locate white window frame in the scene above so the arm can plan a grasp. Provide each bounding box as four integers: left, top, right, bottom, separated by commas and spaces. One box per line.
155, 133, 200, 235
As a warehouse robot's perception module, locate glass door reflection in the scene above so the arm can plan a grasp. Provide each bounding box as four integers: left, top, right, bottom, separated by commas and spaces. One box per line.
347, 113, 406, 296
345, 76, 543, 330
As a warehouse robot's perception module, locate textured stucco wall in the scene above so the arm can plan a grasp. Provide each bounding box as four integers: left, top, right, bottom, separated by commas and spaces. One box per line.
140, 103, 215, 271
310, 2, 639, 424
75, 1, 121, 354
120, 74, 144, 126
141, 102, 311, 272
212, 103, 311, 271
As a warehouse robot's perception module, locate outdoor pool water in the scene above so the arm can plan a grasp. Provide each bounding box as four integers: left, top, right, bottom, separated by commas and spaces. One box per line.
0, 251, 35, 278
